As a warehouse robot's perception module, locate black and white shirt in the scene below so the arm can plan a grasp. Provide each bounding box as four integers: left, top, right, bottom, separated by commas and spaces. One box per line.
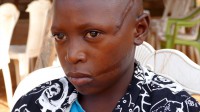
12, 62, 200, 112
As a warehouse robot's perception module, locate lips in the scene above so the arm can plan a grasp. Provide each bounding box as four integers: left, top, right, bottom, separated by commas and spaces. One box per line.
67, 72, 93, 86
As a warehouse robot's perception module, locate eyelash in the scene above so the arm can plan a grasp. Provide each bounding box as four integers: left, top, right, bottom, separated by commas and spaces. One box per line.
51, 30, 102, 42
51, 33, 67, 41
84, 30, 101, 39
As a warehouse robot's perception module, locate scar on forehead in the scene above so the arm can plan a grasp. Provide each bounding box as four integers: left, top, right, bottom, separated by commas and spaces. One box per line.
115, 0, 134, 33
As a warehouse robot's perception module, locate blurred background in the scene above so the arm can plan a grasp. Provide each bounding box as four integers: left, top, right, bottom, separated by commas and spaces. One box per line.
0, 0, 200, 112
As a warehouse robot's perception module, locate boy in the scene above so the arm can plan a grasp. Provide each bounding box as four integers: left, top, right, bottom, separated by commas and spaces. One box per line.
12, 0, 200, 111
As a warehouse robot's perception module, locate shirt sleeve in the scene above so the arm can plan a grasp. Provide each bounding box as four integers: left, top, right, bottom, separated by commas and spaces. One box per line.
11, 95, 41, 112
11, 77, 74, 112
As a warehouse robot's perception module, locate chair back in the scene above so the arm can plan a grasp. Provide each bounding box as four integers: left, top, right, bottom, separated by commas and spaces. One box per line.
145, 49, 200, 94
171, 0, 192, 18
135, 42, 155, 65
182, 7, 200, 40
0, 3, 20, 68
162, 0, 192, 19
25, 0, 52, 57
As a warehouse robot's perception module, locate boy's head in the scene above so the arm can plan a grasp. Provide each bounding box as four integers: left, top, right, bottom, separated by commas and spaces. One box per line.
51, 0, 149, 95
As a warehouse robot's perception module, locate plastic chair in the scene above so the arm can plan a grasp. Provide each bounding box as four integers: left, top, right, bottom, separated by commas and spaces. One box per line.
149, 0, 194, 50
151, 0, 193, 42
9, 0, 52, 84
162, 0, 193, 19
135, 42, 155, 65
34, 5, 56, 70
165, 7, 200, 64
0, 3, 20, 109
144, 49, 200, 95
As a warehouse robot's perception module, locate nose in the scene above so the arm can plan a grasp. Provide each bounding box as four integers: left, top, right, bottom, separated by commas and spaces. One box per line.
65, 40, 87, 64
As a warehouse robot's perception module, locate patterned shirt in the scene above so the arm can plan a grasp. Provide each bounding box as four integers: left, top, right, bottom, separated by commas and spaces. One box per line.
12, 62, 200, 112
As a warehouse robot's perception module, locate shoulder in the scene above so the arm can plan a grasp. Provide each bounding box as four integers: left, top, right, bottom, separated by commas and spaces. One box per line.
140, 65, 200, 111
134, 61, 184, 95
12, 77, 77, 112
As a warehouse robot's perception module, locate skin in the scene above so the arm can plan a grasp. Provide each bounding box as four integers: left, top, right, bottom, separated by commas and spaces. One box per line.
51, 0, 149, 111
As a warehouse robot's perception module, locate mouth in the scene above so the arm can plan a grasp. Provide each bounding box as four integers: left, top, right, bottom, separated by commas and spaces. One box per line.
67, 72, 93, 86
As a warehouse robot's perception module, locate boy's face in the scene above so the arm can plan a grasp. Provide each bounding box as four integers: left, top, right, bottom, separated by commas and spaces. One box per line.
51, 0, 148, 95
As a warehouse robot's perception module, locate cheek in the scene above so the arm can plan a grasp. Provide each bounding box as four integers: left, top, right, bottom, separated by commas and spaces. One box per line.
92, 38, 134, 75
102, 36, 133, 61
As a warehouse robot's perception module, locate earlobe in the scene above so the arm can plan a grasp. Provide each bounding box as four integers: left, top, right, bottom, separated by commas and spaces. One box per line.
134, 12, 150, 46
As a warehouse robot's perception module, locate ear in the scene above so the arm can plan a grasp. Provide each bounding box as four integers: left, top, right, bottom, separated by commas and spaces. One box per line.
134, 12, 150, 46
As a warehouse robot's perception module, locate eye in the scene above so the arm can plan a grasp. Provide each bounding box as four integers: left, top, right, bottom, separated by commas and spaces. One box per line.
52, 33, 67, 41
85, 31, 100, 39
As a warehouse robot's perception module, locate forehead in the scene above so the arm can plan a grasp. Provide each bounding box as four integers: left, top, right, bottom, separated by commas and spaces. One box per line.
52, 0, 132, 29
54, 0, 128, 14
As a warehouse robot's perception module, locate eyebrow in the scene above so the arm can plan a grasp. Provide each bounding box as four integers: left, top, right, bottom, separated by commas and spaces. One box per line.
115, 0, 134, 33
